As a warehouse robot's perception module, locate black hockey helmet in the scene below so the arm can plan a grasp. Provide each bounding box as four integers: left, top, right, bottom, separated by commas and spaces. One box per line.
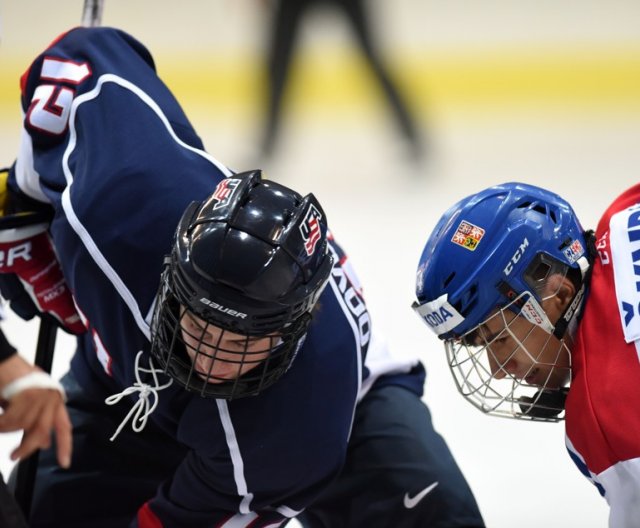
150, 170, 334, 399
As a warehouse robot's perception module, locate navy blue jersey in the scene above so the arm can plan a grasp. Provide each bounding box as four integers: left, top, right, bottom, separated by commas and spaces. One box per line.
11, 27, 425, 527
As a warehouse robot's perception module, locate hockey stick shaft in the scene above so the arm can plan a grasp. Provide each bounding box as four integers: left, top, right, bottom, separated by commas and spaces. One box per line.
81, 0, 104, 27
12, 318, 57, 518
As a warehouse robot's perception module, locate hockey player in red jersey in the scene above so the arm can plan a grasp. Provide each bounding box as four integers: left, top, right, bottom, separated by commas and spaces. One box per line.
413, 181, 640, 528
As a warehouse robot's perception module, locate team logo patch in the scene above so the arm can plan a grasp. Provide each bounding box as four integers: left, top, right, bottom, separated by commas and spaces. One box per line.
212, 178, 241, 210
451, 221, 485, 251
300, 204, 323, 256
563, 239, 585, 263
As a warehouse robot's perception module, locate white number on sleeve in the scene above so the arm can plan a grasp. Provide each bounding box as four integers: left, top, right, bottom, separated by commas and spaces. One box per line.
26, 85, 75, 135
24, 57, 91, 136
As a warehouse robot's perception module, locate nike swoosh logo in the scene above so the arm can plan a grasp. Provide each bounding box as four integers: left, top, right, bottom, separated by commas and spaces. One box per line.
403, 481, 439, 509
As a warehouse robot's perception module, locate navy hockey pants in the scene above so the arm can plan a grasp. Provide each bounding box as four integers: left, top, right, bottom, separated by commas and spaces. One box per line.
297, 383, 485, 527
27, 374, 484, 527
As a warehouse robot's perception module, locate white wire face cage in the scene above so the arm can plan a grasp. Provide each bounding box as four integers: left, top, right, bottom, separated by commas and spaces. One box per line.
444, 291, 572, 422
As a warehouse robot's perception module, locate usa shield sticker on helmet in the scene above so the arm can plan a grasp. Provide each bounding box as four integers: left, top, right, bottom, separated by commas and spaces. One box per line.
451, 220, 485, 251
212, 178, 241, 210
563, 239, 585, 263
300, 203, 323, 256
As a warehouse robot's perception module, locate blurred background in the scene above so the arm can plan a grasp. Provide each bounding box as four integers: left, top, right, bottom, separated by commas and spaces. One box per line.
2, 0, 640, 526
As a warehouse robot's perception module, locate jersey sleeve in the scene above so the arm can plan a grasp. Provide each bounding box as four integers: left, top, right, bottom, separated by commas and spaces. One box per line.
18, 27, 203, 152
12, 26, 209, 205
8, 25, 232, 395
566, 184, 640, 528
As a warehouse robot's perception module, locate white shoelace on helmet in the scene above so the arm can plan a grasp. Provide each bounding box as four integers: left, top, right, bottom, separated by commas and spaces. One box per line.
105, 350, 173, 441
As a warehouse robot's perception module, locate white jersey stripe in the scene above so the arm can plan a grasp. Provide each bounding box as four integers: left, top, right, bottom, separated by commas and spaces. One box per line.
219, 512, 258, 527
327, 273, 362, 437
15, 125, 50, 203
58, 73, 233, 339
219, 515, 285, 528
276, 505, 303, 518
217, 398, 303, 520
217, 400, 254, 514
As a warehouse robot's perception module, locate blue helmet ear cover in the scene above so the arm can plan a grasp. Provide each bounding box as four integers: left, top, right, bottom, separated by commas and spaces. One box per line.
414, 182, 590, 339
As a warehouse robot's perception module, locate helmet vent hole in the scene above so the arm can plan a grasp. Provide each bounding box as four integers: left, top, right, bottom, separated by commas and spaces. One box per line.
518, 201, 549, 218
282, 209, 294, 227
443, 272, 456, 287
558, 237, 572, 250
457, 283, 478, 316
531, 204, 547, 215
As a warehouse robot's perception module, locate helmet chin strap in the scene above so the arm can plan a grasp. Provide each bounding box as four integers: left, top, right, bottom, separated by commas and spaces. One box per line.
552, 279, 587, 340
520, 231, 596, 420
552, 230, 596, 340
518, 387, 569, 419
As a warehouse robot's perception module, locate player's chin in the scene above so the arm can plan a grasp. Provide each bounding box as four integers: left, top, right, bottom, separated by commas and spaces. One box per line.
199, 375, 227, 385
532, 374, 568, 391
194, 369, 240, 384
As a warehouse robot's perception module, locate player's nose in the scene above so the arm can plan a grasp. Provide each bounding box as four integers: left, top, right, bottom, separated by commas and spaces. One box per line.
487, 349, 518, 380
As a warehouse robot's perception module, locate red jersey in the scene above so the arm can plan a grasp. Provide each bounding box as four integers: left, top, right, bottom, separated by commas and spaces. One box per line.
566, 184, 640, 528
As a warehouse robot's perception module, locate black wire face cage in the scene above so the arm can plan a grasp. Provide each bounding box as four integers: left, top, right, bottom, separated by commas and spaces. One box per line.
150, 288, 310, 399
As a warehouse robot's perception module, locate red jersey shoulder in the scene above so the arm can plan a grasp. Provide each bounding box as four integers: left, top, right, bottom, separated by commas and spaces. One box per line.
567, 184, 640, 475
596, 184, 640, 236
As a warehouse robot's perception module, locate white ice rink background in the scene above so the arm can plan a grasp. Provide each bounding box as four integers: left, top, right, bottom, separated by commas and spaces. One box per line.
2, 1, 640, 526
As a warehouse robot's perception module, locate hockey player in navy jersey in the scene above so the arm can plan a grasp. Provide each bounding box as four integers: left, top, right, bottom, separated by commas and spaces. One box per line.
0, 26, 484, 528
413, 182, 640, 528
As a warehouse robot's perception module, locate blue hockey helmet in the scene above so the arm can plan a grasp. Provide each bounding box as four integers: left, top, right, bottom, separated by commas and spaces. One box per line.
150, 170, 334, 399
413, 182, 590, 341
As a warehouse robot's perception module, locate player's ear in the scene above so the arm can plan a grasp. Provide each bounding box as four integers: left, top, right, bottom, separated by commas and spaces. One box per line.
544, 274, 576, 312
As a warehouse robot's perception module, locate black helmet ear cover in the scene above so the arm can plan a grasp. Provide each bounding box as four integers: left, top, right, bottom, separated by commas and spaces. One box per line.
176, 201, 201, 239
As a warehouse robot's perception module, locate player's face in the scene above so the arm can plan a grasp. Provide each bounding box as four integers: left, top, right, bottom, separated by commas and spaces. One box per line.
477, 302, 570, 389
179, 309, 274, 384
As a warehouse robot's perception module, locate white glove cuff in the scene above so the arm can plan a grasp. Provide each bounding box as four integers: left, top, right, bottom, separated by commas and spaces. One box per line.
1, 372, 66, 401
